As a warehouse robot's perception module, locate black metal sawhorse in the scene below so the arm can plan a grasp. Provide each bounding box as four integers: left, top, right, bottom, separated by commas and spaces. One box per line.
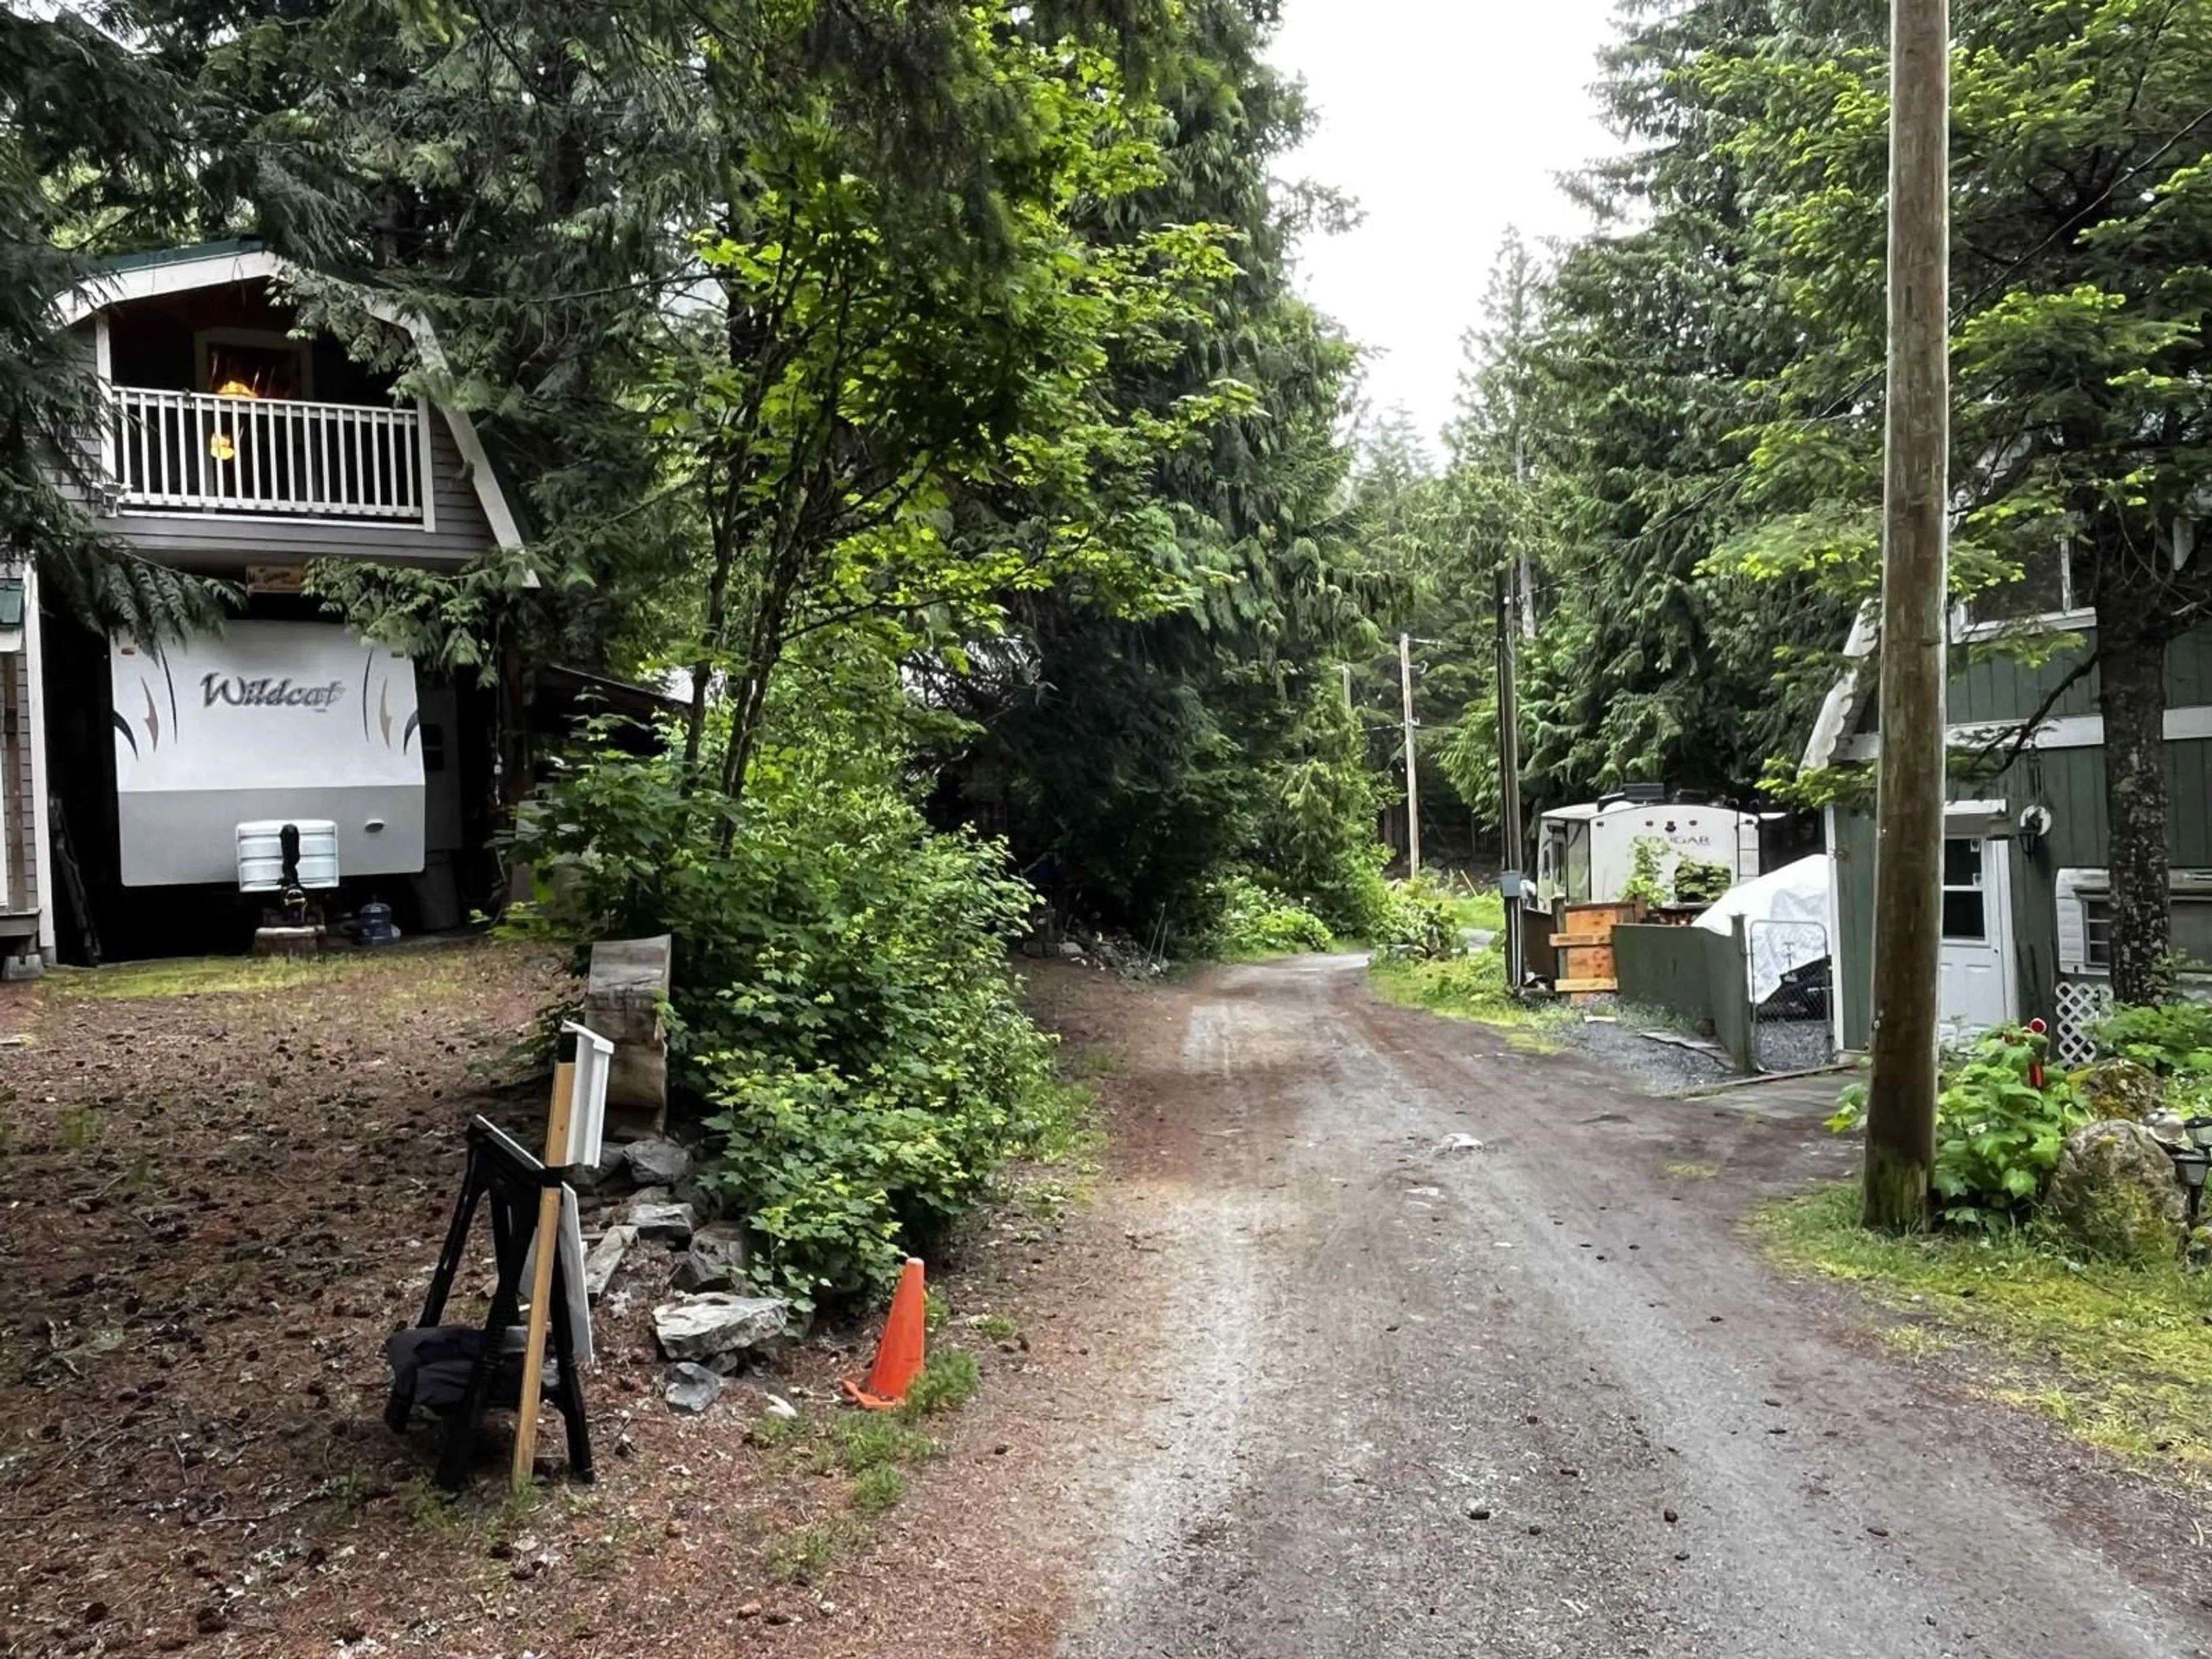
385, 1115, 593, 1490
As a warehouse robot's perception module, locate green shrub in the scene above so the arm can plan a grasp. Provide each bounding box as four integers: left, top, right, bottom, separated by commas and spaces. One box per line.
1673, 858, 1734, 907
1370, 875, 1459, 961
514, 712, 1059, 1311
2094, 1000, 2212, 1075
1620, 835, 1670, 908
1828, 1024, 2091, 1229
1203, 872, 1334, 959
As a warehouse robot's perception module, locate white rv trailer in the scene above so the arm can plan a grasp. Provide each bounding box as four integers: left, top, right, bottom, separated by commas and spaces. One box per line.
1533, 794, 1761, 908
109, 620, 426, 889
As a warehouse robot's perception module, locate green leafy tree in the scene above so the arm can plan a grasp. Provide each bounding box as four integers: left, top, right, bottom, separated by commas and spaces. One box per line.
937, 0, 1381, 934
1712, 0, 2212, 1001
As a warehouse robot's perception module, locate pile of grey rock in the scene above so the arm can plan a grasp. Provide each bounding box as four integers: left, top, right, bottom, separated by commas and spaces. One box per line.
572, 1134, 790, 1412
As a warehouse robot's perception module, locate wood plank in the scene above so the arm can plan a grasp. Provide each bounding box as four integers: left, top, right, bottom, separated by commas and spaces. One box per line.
1557, 977, 1619, 994
1558, 946, 1616, 980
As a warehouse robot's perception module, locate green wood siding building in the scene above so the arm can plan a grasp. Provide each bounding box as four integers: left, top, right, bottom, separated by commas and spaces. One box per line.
1825, 623, 2212, 1055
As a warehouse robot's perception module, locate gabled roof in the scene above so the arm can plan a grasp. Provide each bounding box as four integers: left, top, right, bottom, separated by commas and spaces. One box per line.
59, 241, 524, 552
1799, 607, 1878, 772
93, 237, 263, 276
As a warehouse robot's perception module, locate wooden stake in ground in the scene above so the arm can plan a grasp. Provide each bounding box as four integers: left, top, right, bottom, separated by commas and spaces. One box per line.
512, 1038, 579, 1490
1863, 0, 1950, 1233
1400, 631, 1422, 878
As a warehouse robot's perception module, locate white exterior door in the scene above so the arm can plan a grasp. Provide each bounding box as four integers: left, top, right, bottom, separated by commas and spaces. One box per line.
1937, 835, 2014, 1036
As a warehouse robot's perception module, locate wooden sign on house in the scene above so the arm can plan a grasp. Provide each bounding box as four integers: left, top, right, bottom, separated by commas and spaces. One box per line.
584, 934, 673, 1139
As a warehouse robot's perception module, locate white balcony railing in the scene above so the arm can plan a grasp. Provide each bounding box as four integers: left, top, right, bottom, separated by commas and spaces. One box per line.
108, 387, 426, 521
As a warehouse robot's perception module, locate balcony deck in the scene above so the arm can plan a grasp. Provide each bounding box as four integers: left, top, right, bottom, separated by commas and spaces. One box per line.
109, 387, 429, 524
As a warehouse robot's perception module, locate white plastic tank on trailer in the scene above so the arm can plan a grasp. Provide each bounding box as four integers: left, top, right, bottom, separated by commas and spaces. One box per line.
234, 820, 341, 892
1534, 794, 1762, 907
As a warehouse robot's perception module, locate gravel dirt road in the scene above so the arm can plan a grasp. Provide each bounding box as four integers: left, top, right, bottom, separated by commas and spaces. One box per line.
1021, 954, 2212, 1659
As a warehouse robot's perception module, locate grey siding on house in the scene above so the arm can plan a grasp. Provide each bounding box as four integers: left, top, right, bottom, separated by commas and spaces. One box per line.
62, 409, 497, 567
1836, 809, 1877, 1050
1969, 740, 2212, 869
2, 650, 37, 918
1951, 641, 2102, 724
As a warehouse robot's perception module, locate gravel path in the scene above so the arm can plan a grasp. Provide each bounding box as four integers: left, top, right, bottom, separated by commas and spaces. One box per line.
1555, 1001, 1838, 1094
1041, 955, 2212, 1659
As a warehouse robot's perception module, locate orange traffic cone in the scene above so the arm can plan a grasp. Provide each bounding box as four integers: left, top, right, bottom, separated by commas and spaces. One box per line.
842, 1257, 926, 1411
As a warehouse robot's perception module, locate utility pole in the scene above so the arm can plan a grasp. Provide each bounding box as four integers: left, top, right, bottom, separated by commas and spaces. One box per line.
1495, 576, 1526, 983
1398, 632, 1422, 877
1863, 0, 1950, 1233
1514, 440, 1537, 642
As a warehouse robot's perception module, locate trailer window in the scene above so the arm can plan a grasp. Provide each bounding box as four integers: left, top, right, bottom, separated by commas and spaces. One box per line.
2082, 895, 2212, 972
1566, 825, 1590, 903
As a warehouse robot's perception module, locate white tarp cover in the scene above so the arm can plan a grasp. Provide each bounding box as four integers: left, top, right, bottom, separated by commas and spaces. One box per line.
1695, 853, 1831, 1005
110, 620, 424, 887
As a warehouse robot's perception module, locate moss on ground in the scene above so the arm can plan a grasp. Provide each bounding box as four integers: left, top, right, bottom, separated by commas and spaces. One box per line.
1367, 950, 1570, 1053
1760, 1181, 2212, 1470
48, 942, 487, 1001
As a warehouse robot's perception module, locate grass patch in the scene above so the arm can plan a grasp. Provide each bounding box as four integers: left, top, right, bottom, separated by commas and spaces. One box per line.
971, 1313, 1020, 1341
1014, 1077, 1104, 1169
1440, 886, 1507, 934
766, 1518, 861, 1584
48, 955, 384, 1001
747, 1409, 808, 1449
1368, 948, 1570, 1051
1663, 1161, 1721, 1181
849, 1464, 907, 1514
900, 1348, 982, 1418
1877, 1323, 1952, 1358
995, 1075, 1105, 1218
46, 942, 490, 1003
1760, 1181, 2212, 1469
812, 1417, 939, 1476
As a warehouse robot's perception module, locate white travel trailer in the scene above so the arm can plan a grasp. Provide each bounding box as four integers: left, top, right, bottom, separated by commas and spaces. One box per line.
1534, 793, 1762, 908
109, 621, 430, 890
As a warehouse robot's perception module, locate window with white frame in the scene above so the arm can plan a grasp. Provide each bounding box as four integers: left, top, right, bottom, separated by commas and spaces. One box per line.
2058, 868, 2212, 975
1942, 837, 1988, 941
1960, 540, 2094, 633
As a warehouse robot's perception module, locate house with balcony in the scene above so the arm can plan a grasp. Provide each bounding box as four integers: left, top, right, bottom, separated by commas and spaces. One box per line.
14, 239, 532, 964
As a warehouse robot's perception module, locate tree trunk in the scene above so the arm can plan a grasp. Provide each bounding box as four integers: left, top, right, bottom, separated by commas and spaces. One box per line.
2097, 596, 2172, 1005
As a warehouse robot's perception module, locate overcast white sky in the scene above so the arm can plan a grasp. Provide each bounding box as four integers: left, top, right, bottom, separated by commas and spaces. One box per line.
1271, 0, 1626, 454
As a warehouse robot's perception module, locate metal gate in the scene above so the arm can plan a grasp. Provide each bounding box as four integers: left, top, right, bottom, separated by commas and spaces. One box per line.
1747, 918, 1832, 1073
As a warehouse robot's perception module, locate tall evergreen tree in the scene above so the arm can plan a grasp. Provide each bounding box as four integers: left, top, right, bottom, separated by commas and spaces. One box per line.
1717, 0, 2212, 1000
938, 0, 1381, 932
1513, 0, 1850, 810
1, 4, 228, 639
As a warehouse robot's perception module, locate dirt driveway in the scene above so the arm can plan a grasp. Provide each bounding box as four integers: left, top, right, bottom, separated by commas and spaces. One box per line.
867, 954, 2212, 1659
7, 948, 2210, 1657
